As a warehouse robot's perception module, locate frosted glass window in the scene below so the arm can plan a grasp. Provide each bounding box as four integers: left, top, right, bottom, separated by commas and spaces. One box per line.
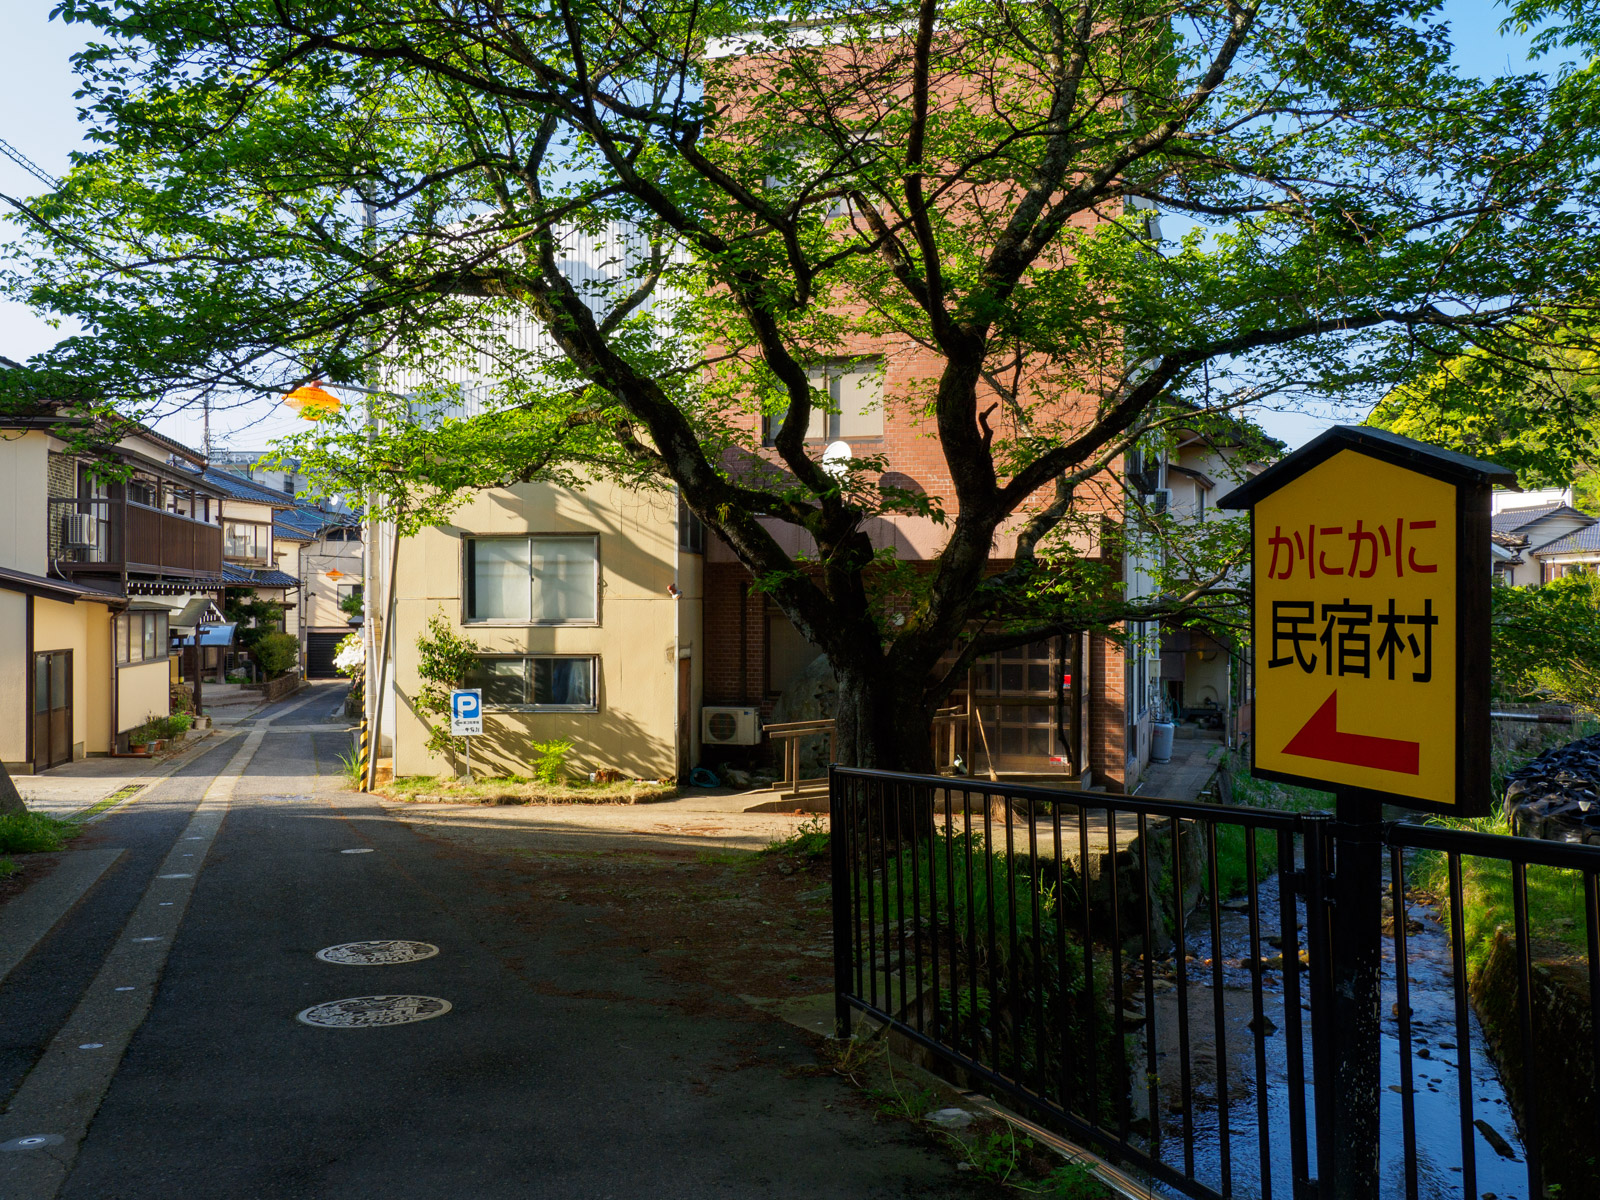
763, 360, 883, 443
470, 539, 532, 622
531, 538, 597, 622
466, 536, 597, 624
834, 364, 883, 437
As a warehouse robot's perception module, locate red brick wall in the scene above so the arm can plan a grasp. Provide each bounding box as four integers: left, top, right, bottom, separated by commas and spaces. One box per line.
703, 562, 769, 709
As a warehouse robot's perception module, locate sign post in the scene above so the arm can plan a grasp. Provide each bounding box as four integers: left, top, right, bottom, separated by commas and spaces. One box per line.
1220, 426, 1511, 1200
449, 689, 483, 780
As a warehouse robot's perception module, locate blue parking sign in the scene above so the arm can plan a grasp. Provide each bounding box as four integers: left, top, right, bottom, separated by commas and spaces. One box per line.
449, 689, 483, 735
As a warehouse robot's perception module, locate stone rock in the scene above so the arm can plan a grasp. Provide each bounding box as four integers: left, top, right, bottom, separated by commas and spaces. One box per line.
1504, 733, 1600, 844
767, 653, 838, 775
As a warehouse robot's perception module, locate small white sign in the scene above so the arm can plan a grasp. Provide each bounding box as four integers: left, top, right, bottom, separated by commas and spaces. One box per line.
449, 689, 483, 736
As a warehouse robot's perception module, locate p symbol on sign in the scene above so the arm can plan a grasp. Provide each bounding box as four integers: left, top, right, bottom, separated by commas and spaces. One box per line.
452, 691, 480, 719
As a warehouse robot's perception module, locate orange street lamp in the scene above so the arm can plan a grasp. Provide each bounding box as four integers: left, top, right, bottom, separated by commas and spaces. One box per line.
326, 568, 345, 581
282, 381, 341, 421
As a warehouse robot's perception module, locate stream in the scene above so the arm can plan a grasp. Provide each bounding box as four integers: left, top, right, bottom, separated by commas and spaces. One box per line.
1141, 870, 1529, 1200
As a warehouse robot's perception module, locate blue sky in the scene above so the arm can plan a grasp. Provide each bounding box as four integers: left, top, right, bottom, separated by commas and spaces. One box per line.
0, 2, 1565, 454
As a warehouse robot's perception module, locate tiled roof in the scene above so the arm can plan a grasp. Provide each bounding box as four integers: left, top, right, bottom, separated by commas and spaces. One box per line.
196, 466, 297, 507
1534, 524, 1600, 556
0, 566, 126, 604
1491, 503, 1561, 532
222, 563, 301, 588
272, 522, 315, 543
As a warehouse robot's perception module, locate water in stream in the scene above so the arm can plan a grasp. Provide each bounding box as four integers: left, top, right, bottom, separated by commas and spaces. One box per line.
1141, 872, 1529, 1200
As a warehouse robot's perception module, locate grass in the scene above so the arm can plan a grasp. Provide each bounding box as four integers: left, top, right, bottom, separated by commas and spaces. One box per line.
0, 810, 83, 854
1414, 833, 1593, 975
1411, 720, 1600, 976
1206, 751, 1331, 900
337, 748, 365, 789
762, 814, 830, 861
382, 774, 676, 805
0, 856, 14, 880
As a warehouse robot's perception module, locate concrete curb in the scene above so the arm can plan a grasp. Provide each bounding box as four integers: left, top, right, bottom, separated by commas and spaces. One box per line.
0, 849, 125, 988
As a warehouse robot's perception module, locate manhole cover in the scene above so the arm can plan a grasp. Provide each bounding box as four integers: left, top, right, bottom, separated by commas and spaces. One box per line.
315, 940, 439, 966
296, 995, 452, 1028
2, 1134, 64, 1151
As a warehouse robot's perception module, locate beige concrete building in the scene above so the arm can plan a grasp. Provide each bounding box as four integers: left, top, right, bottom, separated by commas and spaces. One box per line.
0, 387, 225, 770
380, 479, 700, 781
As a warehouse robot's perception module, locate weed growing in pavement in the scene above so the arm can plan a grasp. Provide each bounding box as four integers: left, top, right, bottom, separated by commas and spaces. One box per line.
0, 811, 81, 854
337, 748, 365, 789
954, 1124, 1023, 1186
763, 815, 829, 862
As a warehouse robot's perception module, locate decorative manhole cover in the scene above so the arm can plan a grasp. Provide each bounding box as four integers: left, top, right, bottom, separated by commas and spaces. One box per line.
315, 940, 439, 966
296, 995, 452, 1028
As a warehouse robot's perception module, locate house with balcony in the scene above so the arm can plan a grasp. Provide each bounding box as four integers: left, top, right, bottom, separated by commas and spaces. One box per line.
0, 372, 226, 769
181, 465, 303, 675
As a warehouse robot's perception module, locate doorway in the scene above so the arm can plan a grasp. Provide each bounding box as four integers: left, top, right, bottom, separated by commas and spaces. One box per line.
33, 650, 72, 770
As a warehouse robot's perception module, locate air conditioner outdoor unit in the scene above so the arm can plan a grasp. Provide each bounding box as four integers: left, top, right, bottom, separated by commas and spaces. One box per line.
62, 512, 97, 548
702, 705, 762, 746
1149, 488, 1173, 515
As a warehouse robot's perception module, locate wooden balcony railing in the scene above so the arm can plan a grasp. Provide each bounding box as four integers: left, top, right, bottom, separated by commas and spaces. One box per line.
128, 501, 222, 575
53, 497, 222, 579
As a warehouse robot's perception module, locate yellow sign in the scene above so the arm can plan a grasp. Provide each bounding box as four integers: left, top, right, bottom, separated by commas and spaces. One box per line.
1251, 450, 1459, 806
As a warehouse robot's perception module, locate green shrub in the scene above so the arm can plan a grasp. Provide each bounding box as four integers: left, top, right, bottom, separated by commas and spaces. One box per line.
128, 719, 162, 747
254, 631, 300, 679
414, 612, 482, 759
0, 857, 14, 880
0, 811, 80, 854
530, 739, 573, 785
158, 713, 193, 739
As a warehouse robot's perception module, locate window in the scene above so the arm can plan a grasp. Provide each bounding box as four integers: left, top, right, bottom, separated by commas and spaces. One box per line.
763, 360, 883, 444
678, 494, 706, 553
116, 611, 169, 664
464, 656, 598, 710
282, 475, 295, 495
1126, 622, 1153, 720
464, 536, 598, 624
225, 522, 268, 560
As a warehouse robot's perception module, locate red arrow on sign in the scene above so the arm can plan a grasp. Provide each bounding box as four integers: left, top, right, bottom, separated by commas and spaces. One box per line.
1282, 691, 1421, 775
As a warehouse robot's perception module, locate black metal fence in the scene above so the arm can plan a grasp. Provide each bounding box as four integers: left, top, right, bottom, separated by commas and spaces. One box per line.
829, 766, 1600, 1200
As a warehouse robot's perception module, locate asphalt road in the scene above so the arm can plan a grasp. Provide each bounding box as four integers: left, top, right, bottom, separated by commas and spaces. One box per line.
0, 683, 984, 1199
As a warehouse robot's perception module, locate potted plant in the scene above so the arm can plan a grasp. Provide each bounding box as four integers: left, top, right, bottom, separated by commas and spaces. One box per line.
127, 723, 154, 756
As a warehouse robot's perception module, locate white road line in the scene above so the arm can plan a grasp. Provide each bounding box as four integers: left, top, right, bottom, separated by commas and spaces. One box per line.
0, 728, 265, 1200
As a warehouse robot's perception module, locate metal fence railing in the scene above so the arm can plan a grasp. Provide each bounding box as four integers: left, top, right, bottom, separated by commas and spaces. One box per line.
829, 766, 1600, 1200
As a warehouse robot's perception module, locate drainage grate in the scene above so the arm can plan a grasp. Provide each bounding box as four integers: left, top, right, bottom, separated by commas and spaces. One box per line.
296, 996, 452, 1028
315, 941, 439, 966
73, 783, 145, 822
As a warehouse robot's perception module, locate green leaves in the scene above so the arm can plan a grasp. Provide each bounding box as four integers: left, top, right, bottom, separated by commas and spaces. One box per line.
7, 0, 1600, 760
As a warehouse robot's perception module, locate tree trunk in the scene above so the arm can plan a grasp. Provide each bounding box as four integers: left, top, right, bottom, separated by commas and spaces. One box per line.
0, 760, 27, 816
832, 663, 936, 773
832, 663, 938, 841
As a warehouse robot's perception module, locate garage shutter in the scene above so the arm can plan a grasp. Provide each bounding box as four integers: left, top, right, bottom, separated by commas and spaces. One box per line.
306, 632, 345, 679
